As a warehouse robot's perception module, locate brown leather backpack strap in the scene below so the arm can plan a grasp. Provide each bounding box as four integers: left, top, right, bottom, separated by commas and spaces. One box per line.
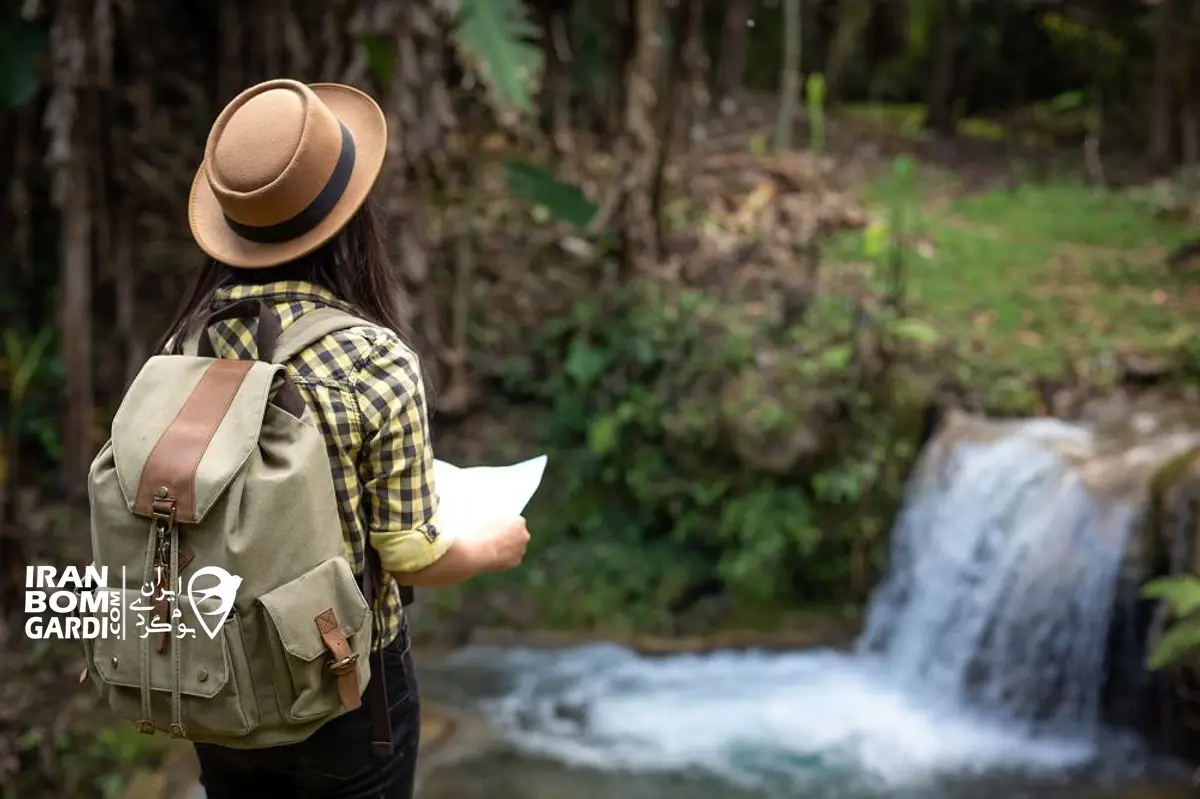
361, 544, 394, 757
315, 609, 363, 711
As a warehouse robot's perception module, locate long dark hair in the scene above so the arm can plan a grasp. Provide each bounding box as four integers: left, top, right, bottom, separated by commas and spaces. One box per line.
156, 200, 413, 355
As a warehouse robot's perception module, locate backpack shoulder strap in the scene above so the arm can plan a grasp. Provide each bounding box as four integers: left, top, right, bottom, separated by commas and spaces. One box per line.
270, 307, 377, 365
272, 306, 419, 612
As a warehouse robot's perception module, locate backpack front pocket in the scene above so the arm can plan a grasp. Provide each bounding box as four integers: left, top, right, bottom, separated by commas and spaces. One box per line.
257, 556, 373, 724
84, 587, 260, 740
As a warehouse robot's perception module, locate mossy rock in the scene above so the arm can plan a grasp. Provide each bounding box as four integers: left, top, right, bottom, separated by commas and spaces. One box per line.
1145, 444, 1200, 576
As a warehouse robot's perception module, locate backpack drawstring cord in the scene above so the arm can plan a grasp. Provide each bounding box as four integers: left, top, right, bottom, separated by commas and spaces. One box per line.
136, 518, 157, 734
168, 522, 185, 739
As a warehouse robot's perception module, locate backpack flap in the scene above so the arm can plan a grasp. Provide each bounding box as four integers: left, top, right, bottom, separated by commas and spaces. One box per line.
111, 355, 289, 524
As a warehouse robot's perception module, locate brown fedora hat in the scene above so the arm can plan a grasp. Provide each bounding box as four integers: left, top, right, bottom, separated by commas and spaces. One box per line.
188, 79, 387, 269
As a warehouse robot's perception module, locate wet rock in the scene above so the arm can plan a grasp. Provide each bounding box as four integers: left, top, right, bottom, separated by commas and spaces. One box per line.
120, 772, 169, 799
1079, 393, 1134, 428
1052, 387, 1084, 418
552, 701, 589, 727
463, 613, 863, 655
1120, 351, 1173, 384
1124, 442, 1200, 761
414, 703, 505, 786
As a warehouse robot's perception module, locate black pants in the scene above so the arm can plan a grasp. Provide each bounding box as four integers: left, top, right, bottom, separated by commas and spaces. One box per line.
195, 628, 420, 799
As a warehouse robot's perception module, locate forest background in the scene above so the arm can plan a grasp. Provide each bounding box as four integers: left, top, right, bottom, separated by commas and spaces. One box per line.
2, 0, 1200, 795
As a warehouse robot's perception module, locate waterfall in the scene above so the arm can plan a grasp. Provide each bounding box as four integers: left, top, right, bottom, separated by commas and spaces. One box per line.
857, 414, 1191, 738
414, 410, 1200, 796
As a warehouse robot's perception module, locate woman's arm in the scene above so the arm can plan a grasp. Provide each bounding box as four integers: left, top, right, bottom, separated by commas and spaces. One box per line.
394, 517, 530, 587
392, 538, 491, 587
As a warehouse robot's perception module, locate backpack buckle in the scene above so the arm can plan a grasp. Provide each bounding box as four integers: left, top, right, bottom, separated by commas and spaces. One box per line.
151, 494, 176, 528
327, 653, 359, 675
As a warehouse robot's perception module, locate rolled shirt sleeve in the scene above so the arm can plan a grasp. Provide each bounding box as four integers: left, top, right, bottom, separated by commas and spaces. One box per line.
354, 330, 453, 573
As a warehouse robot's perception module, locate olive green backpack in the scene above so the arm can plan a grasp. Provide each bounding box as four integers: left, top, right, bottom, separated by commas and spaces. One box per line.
82, 300, 391, 749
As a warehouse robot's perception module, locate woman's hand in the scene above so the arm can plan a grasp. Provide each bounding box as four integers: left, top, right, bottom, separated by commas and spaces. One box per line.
479, 516, 530, 572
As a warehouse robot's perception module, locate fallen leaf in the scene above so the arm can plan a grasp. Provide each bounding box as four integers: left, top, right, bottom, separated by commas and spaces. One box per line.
1016, 330, 1044, 347
735, 180, 776, 225
480, 133, 508, 153
972, 310, 998, 329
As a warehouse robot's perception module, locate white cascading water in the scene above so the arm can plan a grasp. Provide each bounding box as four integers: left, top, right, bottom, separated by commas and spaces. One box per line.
423, 415, 1200, 797
856, 418, 1134, 735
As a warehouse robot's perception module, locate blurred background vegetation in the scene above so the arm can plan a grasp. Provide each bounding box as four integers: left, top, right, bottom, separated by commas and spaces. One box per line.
2, 0, 1200, 795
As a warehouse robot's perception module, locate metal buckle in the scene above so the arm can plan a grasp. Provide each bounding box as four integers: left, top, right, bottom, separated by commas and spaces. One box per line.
151, 488, 176, 527
151, 505, 176, 527
327, 654, 359, 675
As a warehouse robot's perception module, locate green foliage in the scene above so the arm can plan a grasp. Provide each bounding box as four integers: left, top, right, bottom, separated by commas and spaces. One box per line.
359, 35, 395, 92
502, 161, 599, 228
806, 73, 826, 151
0, 326, 63, 474
0, 13, 48, 108
1142, 575, 1200, 671
564, 0, 620, 111
452, 0, 544, 115
489, 274, 928, 626
3, 327, 52, 409
1143, 575, 1200, 619
8, 707, 172, 799
356, 0, 543, 119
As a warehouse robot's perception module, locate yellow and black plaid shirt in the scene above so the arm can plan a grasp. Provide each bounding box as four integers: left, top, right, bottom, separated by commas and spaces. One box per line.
164, 280, 450, 650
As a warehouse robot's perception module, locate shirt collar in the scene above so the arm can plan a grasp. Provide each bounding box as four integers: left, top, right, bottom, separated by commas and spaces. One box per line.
212, 280, 347, 309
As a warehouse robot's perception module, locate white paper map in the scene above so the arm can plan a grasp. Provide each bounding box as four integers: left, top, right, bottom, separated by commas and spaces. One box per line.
431, 455, 548, 540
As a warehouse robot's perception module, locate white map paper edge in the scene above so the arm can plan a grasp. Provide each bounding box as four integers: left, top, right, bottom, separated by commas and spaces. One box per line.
431, 454, 547, 541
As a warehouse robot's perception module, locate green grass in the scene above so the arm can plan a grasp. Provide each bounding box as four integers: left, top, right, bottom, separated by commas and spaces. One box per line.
838, 101, 1084, 146
839, 103, 928, 139
831, 171, 1198, 386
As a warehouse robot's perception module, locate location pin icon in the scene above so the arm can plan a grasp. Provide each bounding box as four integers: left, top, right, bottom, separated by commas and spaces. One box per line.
186, 566, 242, 639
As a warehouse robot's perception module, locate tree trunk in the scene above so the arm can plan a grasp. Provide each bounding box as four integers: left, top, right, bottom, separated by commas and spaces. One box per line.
1180, 100, 1197, 168
651, 0, 704, 254
48, 0, 96, 497
1173, 4, 1199, 169
1182, 65, 1199, 168
774, 0, 802, 151
823, 0, 872, 104
368, 0, 456, 387
537, 0, 576, 155
607, 0, 638, 138
924, 0, 960, 135
680, 0, 711, 230
1148, 0, 1177, 168
715, 0, 751, 113
619, 0, 664, 279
